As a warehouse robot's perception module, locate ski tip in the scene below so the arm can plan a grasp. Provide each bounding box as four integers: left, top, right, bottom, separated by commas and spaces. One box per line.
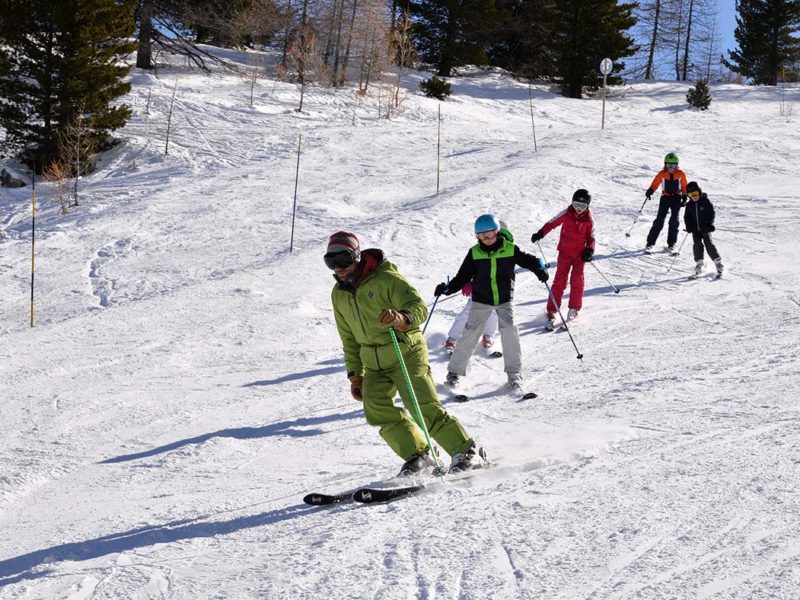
303, 493, 342, 506
353, 485, 423, 503
520, 392, 537, 400
453, 394, 470, 402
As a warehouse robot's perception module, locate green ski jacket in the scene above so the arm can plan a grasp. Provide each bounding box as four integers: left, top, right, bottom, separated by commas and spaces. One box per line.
331, 249, 428, 378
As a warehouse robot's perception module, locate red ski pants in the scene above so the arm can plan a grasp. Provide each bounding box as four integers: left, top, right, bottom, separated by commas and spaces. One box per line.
546, 252, 585, 314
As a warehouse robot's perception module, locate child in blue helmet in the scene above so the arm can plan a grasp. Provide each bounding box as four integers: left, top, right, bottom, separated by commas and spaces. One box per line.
434, 214, 548, 391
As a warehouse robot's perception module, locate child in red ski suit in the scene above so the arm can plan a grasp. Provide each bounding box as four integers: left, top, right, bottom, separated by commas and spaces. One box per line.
530, 189, 595, 328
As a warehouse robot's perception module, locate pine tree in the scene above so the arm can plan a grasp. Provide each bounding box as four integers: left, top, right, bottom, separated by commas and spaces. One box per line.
552, 0, 638, 99
0, 0, 136, 170
410, 0, 504, 77
686, 78, 711, 109
723, 0, 800, 86
489, 0, 558, 80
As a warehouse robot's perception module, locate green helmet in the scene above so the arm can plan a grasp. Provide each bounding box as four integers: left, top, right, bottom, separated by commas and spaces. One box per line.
664, 152, 679, 165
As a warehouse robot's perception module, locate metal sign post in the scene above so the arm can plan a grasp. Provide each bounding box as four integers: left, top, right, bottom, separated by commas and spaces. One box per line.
600, 58, 613, 130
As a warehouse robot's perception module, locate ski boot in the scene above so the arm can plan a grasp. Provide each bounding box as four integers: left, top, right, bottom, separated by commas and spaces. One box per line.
445, 372, 460, 388
448, 443, 488, 474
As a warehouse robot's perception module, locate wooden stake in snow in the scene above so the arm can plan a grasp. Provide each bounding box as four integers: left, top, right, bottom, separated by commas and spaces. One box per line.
528, 84, 538, 152
600, 58, 612, 130
290, 134, 302, 253
436, 104, 441, 195
165, 79, 178, 155
30, 167, 36, 327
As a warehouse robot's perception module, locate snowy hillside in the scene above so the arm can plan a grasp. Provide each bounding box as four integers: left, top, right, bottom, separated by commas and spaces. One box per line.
2, 54, 800, 599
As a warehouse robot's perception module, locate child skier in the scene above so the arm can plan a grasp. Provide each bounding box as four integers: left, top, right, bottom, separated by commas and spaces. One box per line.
683, 181, 724, 279
530, 189, 596, 331
644, 152, 688, 253
434, 214, 548, 391
443, 282, 500, 357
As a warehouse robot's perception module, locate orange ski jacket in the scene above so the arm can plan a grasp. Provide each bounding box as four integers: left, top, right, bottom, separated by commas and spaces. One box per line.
647, 168, 688, 197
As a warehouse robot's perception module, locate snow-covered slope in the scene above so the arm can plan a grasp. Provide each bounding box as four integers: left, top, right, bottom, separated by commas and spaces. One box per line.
2, 57, 799, 599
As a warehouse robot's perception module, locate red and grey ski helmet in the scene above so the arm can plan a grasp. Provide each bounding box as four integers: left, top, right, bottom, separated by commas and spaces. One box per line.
324, 231, 360, 269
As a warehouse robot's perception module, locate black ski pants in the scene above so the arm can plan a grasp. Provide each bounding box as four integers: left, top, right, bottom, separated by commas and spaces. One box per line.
691, 231, 720, 262
647, 195, 682, 247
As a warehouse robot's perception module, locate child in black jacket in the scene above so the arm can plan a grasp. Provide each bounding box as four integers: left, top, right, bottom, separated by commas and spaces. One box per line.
684, 181, 723, 278
434, 214, 548, 391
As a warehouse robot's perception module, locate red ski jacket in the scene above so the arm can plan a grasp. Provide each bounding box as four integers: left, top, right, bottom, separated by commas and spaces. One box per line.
539, 206, 595, 256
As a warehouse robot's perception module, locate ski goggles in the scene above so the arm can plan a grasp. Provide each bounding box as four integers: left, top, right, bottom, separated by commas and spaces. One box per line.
572, 200, 589, 211
324, 251, 356, 270
665, 163, 678, 170
687, 190, 701, 200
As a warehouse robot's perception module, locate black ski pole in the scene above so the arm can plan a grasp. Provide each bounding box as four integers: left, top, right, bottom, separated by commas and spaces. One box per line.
589, 261, 620, 293
422, 294, 441, 335
666, 232, 690, 273
422, 276, 448, 334
543, 281, 584, 361
625, 197, 649, 238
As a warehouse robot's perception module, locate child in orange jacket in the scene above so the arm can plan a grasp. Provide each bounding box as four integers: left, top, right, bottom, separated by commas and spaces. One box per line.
644, 152, 688, 253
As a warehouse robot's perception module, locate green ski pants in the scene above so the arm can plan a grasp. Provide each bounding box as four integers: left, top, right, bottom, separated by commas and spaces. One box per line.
361, 343, 472, 460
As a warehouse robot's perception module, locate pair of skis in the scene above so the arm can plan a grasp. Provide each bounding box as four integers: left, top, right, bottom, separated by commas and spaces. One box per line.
688, 271, 722, 281
546, 313, 578, 333
304, 466, 485, 506
453, 390, 537, 402
445, 346, 502, 358
645, 246, 680, 256
303, 483, 425, 506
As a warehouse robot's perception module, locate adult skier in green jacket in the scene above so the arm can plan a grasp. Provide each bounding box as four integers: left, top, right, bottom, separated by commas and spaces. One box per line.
325, 231, 486, 475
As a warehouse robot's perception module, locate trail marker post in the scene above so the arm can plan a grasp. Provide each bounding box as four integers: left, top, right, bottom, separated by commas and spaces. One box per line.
600, 58, 612, 130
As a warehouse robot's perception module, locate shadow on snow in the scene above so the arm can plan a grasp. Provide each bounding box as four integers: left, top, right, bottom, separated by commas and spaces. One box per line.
243, 360, 344, 387
0, 504, 319, 585
99, 410, 362, 464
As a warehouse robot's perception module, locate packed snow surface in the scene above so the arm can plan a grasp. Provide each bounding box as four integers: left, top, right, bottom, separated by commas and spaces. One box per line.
2, 54, 799, 599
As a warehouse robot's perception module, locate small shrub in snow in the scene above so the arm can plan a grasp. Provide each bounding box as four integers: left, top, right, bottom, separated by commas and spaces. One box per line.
419, 76, 451, 100
687, 80, 711, 110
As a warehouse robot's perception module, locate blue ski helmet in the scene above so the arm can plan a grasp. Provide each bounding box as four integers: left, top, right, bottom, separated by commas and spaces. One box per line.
474, 213, 500, 234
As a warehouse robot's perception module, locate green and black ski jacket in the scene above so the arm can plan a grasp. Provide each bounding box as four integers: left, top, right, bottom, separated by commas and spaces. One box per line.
446, 230, 544, 306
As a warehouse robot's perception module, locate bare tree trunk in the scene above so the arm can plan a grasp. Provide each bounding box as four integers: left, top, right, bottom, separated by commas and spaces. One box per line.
645, 0, 661, 79
393, 11, 415, 108
340, 0, 359, 87
705, 18, 716, 81
674, 0, 684, 80
681, 0, 695, 81
363, 26, 378, 91
297, 0, 310, 111
331, 0, 347, 86
280, 0, 294, 69
322, 0, 340, 67
136, 0, 154, 70
357, 5, 375, 92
